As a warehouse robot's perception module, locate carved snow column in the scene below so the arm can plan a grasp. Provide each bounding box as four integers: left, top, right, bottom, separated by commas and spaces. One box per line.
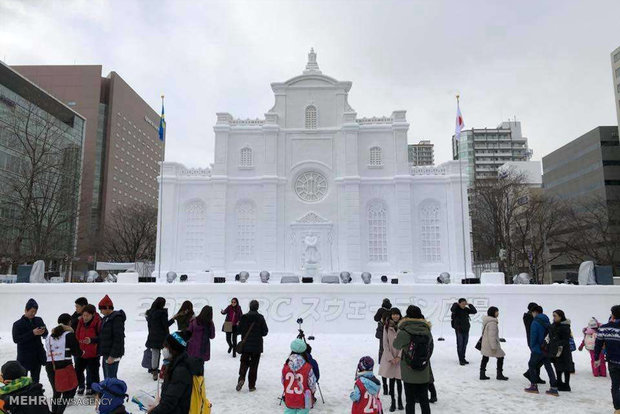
154, 162, 180, 277
391, 111, 413, 272
261, 115, 280, 271
211, 116, 231, 272
340, 118, 362, 272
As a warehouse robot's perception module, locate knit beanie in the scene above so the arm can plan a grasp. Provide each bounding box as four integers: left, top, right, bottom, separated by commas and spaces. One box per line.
406, 305, 423, 319
588, 317, 599, 329
1, 361, 27, 381
382, 298, 392, 309
357, 356, 374, 372
25, 298, 38, 311
98, 295, 114, 309
290, 338, 307, 354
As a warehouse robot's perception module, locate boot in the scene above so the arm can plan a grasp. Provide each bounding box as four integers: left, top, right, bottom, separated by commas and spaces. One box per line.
382, 377, 389, 396
428, 383, 437, 404
480, 357, 490, 380
524, 384, 539, 394
545, 387, 559, 397
557, 372, 571, 392
398, 394, 405, 409
235, 378, 244, 392
389, 399, 396, 412
152, 370, 159, 381
496, 357, 509, 381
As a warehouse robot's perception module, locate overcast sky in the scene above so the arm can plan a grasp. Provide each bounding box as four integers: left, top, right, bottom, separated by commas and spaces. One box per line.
1, 0, 619, 167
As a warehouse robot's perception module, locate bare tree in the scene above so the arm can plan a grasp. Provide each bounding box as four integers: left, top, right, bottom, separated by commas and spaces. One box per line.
559, 197, 620, 272
511, 194, 570, 283
470, 171, 528, 277
101, 203, 157, 262
0, 97, 81, 267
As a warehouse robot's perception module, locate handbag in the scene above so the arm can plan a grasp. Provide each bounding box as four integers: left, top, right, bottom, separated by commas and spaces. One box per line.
475, 323, 488, 351
223, 321, 233, 333
48, 337, 78, 392
235, 322, 256, 354
141, 348, 153, 369
569, 336, 576, 352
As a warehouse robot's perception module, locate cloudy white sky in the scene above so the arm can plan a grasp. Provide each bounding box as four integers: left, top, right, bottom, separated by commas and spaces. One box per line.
1, 0, 619, 167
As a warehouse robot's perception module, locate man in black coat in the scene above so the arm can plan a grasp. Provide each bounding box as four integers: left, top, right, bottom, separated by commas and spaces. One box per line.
236, 299, 269, 392
96, 295, 126, 379
11, 298, 47, 383
450, 298, 477, 365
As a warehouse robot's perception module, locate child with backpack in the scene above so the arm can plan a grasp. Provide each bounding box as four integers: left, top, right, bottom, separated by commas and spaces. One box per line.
281, 339, 317, 413
350, 356, 383, 414
578, 317, 607, 377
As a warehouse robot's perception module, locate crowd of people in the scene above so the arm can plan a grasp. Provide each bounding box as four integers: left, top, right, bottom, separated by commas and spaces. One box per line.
0, 295, 618, 414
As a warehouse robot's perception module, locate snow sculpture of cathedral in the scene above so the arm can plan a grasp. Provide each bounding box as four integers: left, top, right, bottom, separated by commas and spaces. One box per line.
154, 49, 472, 281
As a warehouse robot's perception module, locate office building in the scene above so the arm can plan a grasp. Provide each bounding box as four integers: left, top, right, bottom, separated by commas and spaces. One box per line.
0, 61, 85, 268
542, 126, 620, 279
452, 120, 533, 186
612, 46, 620, 138
13, 65, 163, 270
408, 140, 434, 166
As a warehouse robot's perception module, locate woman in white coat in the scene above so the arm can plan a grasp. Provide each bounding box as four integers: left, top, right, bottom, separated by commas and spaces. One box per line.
479, 306, 509, 381
379, 307, 403, 412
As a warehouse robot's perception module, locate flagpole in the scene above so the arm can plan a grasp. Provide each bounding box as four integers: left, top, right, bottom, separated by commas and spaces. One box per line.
456, 95, 469, 279
157, 95, 165, 281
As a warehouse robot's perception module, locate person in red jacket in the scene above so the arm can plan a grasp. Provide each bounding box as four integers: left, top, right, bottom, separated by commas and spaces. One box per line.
75, 304, 102, 395
281, 339, 316, 413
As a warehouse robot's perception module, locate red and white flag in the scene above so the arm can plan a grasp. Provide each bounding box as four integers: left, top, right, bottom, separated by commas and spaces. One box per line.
455, 99, 465, 140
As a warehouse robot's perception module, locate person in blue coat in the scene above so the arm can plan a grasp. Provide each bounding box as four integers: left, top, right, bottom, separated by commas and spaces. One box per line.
524, 305, 559, 396
11, 298, 47, 383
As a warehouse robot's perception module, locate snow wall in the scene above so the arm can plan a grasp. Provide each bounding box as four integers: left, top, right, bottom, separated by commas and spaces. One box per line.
1, 283, 618, 339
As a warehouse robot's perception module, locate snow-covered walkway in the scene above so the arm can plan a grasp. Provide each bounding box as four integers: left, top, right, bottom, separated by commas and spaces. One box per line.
1, 331, 615, 413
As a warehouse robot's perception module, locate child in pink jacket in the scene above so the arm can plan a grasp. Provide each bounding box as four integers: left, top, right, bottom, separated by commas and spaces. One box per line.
578, 317, 606, 377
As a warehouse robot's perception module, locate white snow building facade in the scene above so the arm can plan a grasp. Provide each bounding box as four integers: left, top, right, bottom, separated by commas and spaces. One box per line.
155, 50, 471, 280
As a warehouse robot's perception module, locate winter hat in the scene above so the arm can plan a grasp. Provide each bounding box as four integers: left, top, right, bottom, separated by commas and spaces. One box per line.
92, 378, 128, 414
25, 298, 38, 311
406, 305, 423, 319
1, 361, 27, 381
98, 295, 114, 309
164, 331, 192, 354
357, 356, 374, 372
382, 298, 392, 309
588, 317, 599, 329
290, 338, 307, 354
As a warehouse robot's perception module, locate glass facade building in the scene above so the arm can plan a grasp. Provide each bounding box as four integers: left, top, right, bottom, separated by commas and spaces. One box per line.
0, 61, 85, 267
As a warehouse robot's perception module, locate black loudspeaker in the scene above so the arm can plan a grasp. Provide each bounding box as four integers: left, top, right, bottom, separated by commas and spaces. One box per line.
302, 277, 314, 284
180, 274, 188, 282
381, 275, 388, 283
463, 278, 481, 285
139, 277, 156, 283
390, 278, 399, 284
214, 277, 226, 284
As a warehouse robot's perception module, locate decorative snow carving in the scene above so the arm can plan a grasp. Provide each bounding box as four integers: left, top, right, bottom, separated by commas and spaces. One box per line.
295, 171, 327, 202
297, 212, 329, 223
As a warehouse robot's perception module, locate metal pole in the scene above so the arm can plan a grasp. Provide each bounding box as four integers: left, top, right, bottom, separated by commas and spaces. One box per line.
457, 95, 468, 279
157, 95, 166, 281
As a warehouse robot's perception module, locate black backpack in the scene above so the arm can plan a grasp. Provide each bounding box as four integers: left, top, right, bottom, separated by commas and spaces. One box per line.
403, 333, 432, 371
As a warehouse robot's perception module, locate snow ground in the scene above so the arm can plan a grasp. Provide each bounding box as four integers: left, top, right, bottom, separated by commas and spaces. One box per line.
0, 331, 614, 414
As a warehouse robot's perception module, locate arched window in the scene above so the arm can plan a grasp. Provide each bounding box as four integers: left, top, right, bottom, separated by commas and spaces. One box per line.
183, 200, 206, 261
305, 105, 317, 129
240, 146, 253, 167
236, 200, 256, 260
368, 200, 388, 262
369, 146, 383, 167
420, 201, 441, 263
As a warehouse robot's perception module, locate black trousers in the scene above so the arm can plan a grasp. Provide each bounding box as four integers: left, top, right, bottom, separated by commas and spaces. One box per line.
226, 327, 239, 352
609, 363, 620, 410
238, 352, 261, 389
45, 364, 77, 414
403, 382, 430, 414
26, 364, 42, 384
75, 357, 100, 390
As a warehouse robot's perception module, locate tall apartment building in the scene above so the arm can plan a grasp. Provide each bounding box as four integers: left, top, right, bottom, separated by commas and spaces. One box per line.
13, 65, 163, 271
408, 140, 434, 166
452, 121, 533, 186
611, 46, 620, 138
0, 61, 85, 269
542, 126, 620, 279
